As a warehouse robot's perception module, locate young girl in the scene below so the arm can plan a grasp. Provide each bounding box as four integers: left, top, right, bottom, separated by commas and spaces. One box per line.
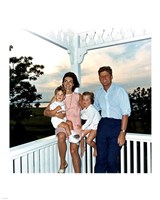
79, 91, 101, 157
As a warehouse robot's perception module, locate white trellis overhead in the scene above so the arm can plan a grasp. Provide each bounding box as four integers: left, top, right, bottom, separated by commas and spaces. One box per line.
26, 28, 151, 83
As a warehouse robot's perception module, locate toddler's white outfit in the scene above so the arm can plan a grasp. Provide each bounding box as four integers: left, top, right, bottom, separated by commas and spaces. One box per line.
50, 101, 66, 128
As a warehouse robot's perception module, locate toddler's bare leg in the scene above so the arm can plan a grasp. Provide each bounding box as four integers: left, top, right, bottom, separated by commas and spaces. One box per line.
66, 120, 73, 130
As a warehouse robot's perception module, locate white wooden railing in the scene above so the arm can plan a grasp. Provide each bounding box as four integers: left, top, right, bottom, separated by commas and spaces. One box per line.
10, 133, 152, 173
120, 133, 152, 173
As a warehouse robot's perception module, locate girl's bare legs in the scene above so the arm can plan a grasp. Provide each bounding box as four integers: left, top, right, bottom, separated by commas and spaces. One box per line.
88, 141, 97, 157
70, 143, 81, 173
80, 138, 85, 157
57, 132, 67, 169
80, 130, 91, 157
86, 130, 97, 157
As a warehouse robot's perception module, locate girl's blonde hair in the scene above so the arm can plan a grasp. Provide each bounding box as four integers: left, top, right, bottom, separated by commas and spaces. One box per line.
82, 91, 94, 104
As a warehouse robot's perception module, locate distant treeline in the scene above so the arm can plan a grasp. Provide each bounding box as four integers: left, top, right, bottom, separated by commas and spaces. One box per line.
10, 87, 151, 147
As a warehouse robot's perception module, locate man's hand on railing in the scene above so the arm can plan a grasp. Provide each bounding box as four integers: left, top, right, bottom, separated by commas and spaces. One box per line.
118, 131, 126, 146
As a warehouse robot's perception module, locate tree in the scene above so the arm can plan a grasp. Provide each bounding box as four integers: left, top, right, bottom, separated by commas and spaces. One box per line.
10, 56, 44, 121
128, 87, 151, 134
35, 102, 40, 108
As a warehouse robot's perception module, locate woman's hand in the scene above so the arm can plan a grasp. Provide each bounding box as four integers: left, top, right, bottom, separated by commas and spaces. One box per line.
77, 125, 82, 131
55, 105, 62, 112
56, 111, 66, 119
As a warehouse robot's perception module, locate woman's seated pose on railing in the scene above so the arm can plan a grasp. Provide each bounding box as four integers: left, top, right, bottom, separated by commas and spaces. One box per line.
44, 72, 83, 173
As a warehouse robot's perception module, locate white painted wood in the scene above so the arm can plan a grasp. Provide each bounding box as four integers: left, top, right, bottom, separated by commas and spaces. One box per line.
127, 140, 131, 173
39, 148, 45, 173
14, 157, 21, 173
92, 155, 96, 173
140, 141, 144, 173
120, 145, 125, 173
34, 150, 40, 173
147, 142, 151, 173
21, 155, 28, 173
80, 138, 87, 173
10, 133, 152, 173
53, 143, 59, 173
49, 145, 54, 173
133, 141, 137, 173
86, 144, 91, 173
44, 147, 50, 173
65, 141, 70, 173
28, 153, 34, 173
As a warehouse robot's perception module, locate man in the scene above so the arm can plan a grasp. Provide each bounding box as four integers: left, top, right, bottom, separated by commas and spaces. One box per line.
94, 66, 131, 173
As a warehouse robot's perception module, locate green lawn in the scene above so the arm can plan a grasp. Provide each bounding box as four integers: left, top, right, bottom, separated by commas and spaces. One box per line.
10, 107, 55, 147
10, 107, 151, 147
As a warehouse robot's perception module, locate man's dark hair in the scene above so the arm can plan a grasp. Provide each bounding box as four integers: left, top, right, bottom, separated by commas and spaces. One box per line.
98, 66, 112, 76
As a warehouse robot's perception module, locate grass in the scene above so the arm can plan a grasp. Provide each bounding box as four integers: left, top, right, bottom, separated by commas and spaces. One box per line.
10, 107, 55, 147
10, 107, 151, 147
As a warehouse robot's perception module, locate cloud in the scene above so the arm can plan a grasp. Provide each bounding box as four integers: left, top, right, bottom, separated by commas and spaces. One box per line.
114, 40, 151, 83
11, 28, 151, 102
80, 39, 151, 94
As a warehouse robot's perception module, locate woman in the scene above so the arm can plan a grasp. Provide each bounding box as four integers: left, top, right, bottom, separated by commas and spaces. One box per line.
44, 72, 83, 173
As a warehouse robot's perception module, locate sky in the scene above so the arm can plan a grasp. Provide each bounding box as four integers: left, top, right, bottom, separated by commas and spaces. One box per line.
6, 0, 154, 105
10, 28, 151, 103
1, 0, 160, 199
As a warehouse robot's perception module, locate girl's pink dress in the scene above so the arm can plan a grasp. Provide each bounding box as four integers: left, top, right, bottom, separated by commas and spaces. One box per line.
55, 92, 81, 135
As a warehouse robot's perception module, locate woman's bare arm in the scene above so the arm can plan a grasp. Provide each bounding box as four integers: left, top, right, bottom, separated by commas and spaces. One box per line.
43, 104, 57, 117
79, 93, 84, 108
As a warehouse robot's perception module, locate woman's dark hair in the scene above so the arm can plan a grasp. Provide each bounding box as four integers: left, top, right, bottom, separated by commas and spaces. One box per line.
62, 72, 80, 92
82, 91, 94, 104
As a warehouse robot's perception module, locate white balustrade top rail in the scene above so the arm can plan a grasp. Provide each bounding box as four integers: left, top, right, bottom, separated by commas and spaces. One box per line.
10, 136, 57, 158
10, 133, 152, 173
